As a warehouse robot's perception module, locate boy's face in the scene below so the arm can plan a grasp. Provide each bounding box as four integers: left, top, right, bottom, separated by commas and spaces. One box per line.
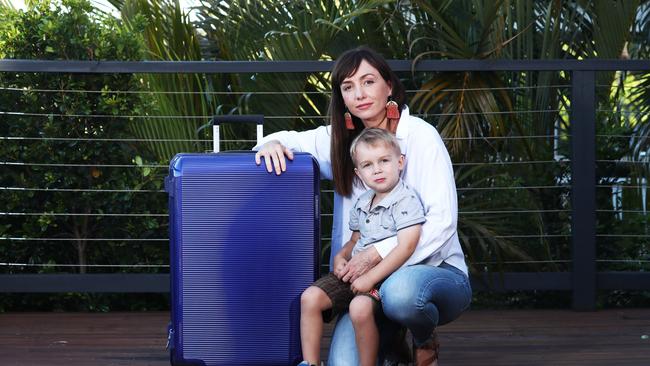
353, 142, 403, 194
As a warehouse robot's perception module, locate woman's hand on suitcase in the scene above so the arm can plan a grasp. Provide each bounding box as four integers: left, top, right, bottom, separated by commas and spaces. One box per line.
255, 140, 294, 175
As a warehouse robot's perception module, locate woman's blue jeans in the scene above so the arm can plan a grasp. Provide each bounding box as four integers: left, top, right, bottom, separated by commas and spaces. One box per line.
327, 263, 472, 366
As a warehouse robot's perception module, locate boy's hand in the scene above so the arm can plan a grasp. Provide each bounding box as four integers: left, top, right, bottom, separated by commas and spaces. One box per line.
332, 254, 348, 280
350, 274, 375, 294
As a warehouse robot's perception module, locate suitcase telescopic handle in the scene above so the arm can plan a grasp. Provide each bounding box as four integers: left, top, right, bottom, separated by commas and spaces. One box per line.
210, 115, 264, 153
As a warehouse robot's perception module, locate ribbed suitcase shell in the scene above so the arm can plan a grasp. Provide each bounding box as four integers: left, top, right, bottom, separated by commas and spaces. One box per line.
167, 152, 320, 366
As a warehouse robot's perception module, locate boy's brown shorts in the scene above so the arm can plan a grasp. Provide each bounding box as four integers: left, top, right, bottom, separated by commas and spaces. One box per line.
312, 272, 380, 322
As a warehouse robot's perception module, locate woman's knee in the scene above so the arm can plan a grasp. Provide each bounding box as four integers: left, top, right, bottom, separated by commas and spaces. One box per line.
380, 281, 419, 319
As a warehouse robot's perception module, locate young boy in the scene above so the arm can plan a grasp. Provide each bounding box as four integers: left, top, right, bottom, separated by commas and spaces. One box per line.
298, 128, 425, 366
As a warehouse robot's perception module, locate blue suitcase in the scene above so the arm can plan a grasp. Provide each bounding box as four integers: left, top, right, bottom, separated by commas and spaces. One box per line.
166, 115, 320, 366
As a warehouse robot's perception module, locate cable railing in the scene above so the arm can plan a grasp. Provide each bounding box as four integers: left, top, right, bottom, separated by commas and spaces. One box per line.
0, 84, 573, 94
0, 109, 566, 119
1, 59, 650, 310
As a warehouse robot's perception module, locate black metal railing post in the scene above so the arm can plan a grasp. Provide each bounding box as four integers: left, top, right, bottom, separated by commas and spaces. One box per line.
570, 70, 597, 310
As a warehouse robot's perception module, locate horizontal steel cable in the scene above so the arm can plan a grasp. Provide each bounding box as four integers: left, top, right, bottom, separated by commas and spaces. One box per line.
1, 136, 251, 142
1, 160, 566, 168
6, 257, 643, 268
1, 210, 574, 217
1, 187, 165, 193
597, 185, 649, 189
0, 109, 564, 119
596, 234, 650, 238
472, 260, 570, 264
0, 84, 570, 94
596, 159, 650, 164
596, 109, 649, 114
0, 237, 167, 241
1, 162, 166, 168
0, 187, 335, 193
0, 212, 167, 217
0, 235, 574, 242
0, 135, 562, 142
464, 234, 570, 238
453, 160, 563, 166
29, 260, 650, 269
596, 209, 648, 213
457, 185, 569, 191
596, 134, 649, 139
459, 209, 569, 214
596, 259, 650, 263
0, 262, 169, 268
10, 259, 639, 268
306, 235, 571, 240
2, 186, 572, 193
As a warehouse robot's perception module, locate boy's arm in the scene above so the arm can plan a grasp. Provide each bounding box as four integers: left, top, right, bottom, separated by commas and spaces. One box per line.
333, 231, 360, 280
350, 224, 421, 293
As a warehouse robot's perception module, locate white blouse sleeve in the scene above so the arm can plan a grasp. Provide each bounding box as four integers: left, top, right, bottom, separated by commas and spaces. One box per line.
253, 126, 332, 179
404, 128, 458, 264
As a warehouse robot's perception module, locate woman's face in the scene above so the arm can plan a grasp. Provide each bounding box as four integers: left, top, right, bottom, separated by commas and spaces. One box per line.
340, 60, 392, 129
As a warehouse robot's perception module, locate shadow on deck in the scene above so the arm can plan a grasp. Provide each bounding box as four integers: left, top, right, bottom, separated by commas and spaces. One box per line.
1, 309, 649, 366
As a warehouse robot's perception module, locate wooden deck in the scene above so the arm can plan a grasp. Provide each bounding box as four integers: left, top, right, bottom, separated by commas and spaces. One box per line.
1, 309, 649, 365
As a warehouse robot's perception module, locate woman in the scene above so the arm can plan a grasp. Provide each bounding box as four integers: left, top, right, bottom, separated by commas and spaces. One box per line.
254, 46, 471, 366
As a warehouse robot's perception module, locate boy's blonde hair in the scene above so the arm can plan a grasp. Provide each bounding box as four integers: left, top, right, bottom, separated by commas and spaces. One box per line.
349, 128, 401, 166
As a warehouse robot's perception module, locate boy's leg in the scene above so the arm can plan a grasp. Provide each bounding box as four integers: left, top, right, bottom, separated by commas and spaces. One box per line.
348, 295, 380, 366
300, 285, 332, 364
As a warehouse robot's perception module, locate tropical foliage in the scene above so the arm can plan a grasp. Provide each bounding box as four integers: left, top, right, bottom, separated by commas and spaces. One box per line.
0, 0, 166, 277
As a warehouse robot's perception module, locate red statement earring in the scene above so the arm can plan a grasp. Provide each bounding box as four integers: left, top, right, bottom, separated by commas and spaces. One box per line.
386, 97, 400, 120
344, 111, 355, 130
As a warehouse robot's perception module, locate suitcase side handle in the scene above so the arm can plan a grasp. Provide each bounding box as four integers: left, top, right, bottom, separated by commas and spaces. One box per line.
210, 115, 264, 153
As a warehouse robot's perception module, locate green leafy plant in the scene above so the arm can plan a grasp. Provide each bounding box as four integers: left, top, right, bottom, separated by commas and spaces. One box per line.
0, 0, 166, 278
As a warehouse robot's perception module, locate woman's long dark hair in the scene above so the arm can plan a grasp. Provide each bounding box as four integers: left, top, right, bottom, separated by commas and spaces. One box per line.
329, 46, 406, 196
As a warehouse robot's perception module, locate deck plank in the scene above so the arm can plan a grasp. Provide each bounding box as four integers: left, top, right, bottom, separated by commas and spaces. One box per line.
0, 309, 648, 365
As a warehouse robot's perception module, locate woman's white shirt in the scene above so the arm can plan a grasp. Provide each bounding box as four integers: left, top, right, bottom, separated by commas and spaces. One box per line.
253, 106, 468, 276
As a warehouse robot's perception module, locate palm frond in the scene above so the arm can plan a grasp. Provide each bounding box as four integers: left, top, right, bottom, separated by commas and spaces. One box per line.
111, 0, 213, 160
0, 0, 15, 9
194, 0, 399, 135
